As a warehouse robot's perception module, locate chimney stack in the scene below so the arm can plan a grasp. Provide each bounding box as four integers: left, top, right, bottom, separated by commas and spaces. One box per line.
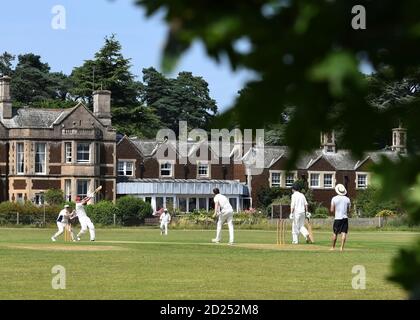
391, 125, 407, 154
0, 76, 12, 119
93, 90, 111, 126
320, 131, 336, 153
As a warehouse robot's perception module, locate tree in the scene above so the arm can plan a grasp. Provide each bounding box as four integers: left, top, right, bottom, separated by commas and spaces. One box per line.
142, 67, 218, 133
11, 53, 55, 104
134, 0, 420, 297
70, 34, 141, 106
44, 189, 64, 205
0, 52, 15, 76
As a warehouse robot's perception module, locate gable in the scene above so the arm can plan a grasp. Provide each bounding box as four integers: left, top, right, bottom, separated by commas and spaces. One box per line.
117, 136, 143, 160
59, 104, 104, 129
356, 158, 374, 172
307, 156, 335, 171
270, 156, 289, 170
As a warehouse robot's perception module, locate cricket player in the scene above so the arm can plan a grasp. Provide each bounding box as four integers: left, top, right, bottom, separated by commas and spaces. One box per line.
159, 208, 171, 235
330, 184, 351, 251
290, 183, 312, 244
51, 204, 74, 242
74, 195, 95, 241
212, 188, 234, 245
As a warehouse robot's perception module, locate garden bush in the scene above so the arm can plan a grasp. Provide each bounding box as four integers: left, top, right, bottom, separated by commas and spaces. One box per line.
115, 196, 153, 225
86, 201, 119, 225
45, 189, 64, 205
313, 206, 330, 218
355, 187, 402, 217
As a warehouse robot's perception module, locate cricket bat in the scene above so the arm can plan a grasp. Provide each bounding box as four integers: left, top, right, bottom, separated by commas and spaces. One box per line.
306, 217, 315, 243
92, 185, 103, 195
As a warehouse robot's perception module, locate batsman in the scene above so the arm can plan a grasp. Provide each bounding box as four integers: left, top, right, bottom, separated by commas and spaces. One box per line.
73, 186, 102, 241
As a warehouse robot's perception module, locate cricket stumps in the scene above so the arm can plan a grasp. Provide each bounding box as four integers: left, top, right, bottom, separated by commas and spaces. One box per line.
277, 219, 286, 245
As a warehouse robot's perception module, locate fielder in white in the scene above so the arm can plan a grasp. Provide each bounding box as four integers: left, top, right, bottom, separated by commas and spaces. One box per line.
290, 183, 312, 244
51, 204, 74, 242
74, 195, 95, 241
159, 209, 171, 235
212, 188, 234, 245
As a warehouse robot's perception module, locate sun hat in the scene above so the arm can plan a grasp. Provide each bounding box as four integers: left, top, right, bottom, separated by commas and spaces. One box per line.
335, 184, 347, 196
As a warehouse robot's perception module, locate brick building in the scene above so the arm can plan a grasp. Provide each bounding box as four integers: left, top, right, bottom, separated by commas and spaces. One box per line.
0, 76, 116, 204
0, 75, 407, 211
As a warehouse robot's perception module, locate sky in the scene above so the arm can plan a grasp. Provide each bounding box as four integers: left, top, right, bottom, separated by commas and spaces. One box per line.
0, 0, 253, 112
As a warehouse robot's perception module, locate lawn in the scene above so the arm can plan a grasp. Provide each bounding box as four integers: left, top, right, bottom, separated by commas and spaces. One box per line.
0, 227, 417, 300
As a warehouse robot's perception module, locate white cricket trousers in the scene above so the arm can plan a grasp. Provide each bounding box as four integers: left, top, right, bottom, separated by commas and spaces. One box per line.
160, 222, 169, 235
53, 222, 66, 238
292, 212, 309, 244
77, 216, 95, 240
215, 211, 234, 243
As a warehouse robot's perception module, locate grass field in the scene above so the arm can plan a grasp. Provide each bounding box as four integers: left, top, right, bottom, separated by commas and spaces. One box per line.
0, 227, 417, 300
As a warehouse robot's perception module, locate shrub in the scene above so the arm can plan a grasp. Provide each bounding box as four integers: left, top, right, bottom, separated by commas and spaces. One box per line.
355, 186, 402, 217
87, 201, 119, 225
376, 210, 396, 218
256, 186, 291, 209
116, 196, 153, 225
45, 189, 64, 205
313, 206, 330, 218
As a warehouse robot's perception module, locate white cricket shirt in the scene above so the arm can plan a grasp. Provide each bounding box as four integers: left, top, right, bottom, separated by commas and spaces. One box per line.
331, 195, 351, 220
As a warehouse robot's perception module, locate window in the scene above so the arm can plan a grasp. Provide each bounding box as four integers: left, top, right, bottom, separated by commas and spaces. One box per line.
77, 180, 89, 199
198, 198, 207, 210
166, 197, 174, 210
310, 173, 320, 188
16, 143, 24, 174
156, 197, 164, 211
324, 174, 333, 188
35, 143, 46, 174
178, 197, 187, 212
118, 161, 134, 176
160, 162, 173, 177
270, 172, 281, 187
16, 193, 24, 204
65, 142, 72, 163
64, 179, 71, 202
285, 173, 295, 187
77, 143, 90, 163
188, 198, 196, 212
229, 198, 237, 211
34, 194, 44, 205
197, 163, 209, 178
357, 174, 368, 189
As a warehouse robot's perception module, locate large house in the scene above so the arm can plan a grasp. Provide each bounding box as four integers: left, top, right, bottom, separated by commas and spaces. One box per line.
0, 76, 116, 204
0, 75, 407, 211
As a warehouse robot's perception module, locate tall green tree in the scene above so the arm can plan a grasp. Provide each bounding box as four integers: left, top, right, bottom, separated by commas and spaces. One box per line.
0, 52, 15, 76
70, 34, 141, 106
134, 0, 420, 297
142, 67, 217, 133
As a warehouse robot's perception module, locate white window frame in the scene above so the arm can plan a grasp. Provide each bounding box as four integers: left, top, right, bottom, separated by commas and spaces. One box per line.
269, 170, 282, 188
77, 179, 90, 199
65, 142, 72, 163
76, 142, 91, 163
309, 171, 336, 189
34, 142, 47, 174
64, 179, 72, 202
16, 142, 25, 174
356, 172, 369, 189
309, 172, 321, 188
323, 172, 335, 189
118, 160, 134, 177
285, 171, 298, 188
197, 161, 210, 178
159, 160, 174, 178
